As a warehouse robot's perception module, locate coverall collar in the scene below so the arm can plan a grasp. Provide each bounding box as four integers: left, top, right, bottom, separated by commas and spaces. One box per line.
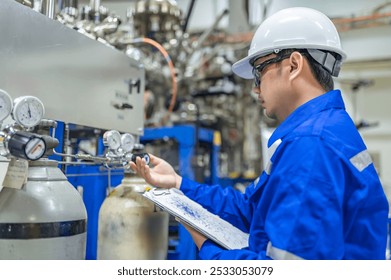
268, 89, 345, 147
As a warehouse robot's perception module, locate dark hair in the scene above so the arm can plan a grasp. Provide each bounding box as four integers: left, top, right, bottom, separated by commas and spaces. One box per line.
278, 49, 334, 92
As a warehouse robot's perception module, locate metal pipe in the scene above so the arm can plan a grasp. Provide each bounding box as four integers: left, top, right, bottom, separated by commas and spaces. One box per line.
89, 0, 101, 23
42, 0, 55, 19
191, 8, 229, 52
89, 0, 100, 12
60, 0, 78, 10
15, 0, 32, 7
332, 11, 391, 32
182, 0, 196, 33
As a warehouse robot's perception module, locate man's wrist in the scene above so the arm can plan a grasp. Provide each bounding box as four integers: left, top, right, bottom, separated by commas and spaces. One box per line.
175, 174, 182, 189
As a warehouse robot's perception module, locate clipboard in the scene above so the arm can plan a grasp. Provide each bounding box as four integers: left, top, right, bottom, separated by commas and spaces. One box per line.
143, 188, 249, 250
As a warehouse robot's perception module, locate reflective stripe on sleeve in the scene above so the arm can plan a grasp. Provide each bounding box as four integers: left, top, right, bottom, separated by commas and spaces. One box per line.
265, 139, 282, 175
266, 241, 304, 260
350, 149, 372, 172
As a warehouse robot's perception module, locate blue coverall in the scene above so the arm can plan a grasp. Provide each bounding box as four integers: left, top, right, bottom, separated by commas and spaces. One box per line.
180, 89, 389, 260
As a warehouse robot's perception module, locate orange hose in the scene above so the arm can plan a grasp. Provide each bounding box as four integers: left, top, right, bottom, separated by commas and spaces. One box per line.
140, 38, 178, 125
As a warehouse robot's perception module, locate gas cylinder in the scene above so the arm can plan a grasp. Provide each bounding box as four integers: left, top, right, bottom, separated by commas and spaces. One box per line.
0, 159, 87, 259
97, 172, 169, 259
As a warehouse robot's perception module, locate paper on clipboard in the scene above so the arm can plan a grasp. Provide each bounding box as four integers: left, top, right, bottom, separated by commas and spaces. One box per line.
143, 188, 249, 250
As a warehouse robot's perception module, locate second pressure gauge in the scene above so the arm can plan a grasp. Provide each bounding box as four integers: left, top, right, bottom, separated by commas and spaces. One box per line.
121, 133, 135, 153
12, 96, 45, 128
103, 130, 121, 150
0, 89, 13, 122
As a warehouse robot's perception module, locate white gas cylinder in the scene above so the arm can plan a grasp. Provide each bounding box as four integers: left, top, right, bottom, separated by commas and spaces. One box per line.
98, 173, 169, 259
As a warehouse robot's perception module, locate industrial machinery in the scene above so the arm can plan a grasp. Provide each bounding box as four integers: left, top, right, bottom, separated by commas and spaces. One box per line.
0, 0, 266, 260
0, 0, 147, 260
54, 0, 263, 259
55, 0, 265, 182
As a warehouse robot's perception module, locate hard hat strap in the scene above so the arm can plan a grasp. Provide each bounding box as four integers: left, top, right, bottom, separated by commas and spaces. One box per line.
307, 49, 342, 77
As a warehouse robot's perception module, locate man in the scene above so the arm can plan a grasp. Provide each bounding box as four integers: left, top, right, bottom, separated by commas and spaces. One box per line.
130, 7, 389, 259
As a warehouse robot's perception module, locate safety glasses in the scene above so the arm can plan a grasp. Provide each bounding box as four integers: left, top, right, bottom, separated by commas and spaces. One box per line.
252, 53, 292, 87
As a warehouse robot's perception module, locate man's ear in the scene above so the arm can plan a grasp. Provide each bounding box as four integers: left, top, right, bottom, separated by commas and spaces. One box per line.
288, 52, 305, 80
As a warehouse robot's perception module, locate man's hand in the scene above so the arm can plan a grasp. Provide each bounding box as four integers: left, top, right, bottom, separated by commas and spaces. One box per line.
129, 153, 182, 189
179, 220, 207, 250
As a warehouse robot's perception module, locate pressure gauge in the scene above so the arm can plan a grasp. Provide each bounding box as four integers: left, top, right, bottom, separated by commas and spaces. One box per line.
7, 131, 46, 161
121, 133, 135, 153
103, 130, 121, 150
12, 96, 45, 128
0, 89, 13, 122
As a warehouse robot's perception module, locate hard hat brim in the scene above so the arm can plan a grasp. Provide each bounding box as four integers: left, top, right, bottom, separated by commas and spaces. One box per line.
232, 47, 347, 80
231, 55, 256, 80
231, 49, 273, 79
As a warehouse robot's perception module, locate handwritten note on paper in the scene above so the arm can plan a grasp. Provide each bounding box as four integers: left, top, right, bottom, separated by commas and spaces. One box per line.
144, 188, 249, 250
3, 158, 28, 190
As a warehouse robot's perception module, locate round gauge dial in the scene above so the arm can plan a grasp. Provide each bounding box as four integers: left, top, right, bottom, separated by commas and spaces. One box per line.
12, 96, 45, 128
0, 89, 13, 122
8, 131, 46, 161
103, 130, 121, 150
24, 137, 46, 160
120, 133, 135, 153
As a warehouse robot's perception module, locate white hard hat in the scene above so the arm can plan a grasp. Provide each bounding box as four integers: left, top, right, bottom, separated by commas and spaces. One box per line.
232, 7, 347, 79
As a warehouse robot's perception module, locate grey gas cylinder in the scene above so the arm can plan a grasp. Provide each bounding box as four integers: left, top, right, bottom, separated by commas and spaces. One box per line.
0, 159, 87, 259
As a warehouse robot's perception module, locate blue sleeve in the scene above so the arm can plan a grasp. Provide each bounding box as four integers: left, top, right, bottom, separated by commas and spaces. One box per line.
198, 240, 271, 260
180, 178, 256, 232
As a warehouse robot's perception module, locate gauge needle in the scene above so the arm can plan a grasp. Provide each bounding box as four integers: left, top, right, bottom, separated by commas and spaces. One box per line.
27, 104, 31, 118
